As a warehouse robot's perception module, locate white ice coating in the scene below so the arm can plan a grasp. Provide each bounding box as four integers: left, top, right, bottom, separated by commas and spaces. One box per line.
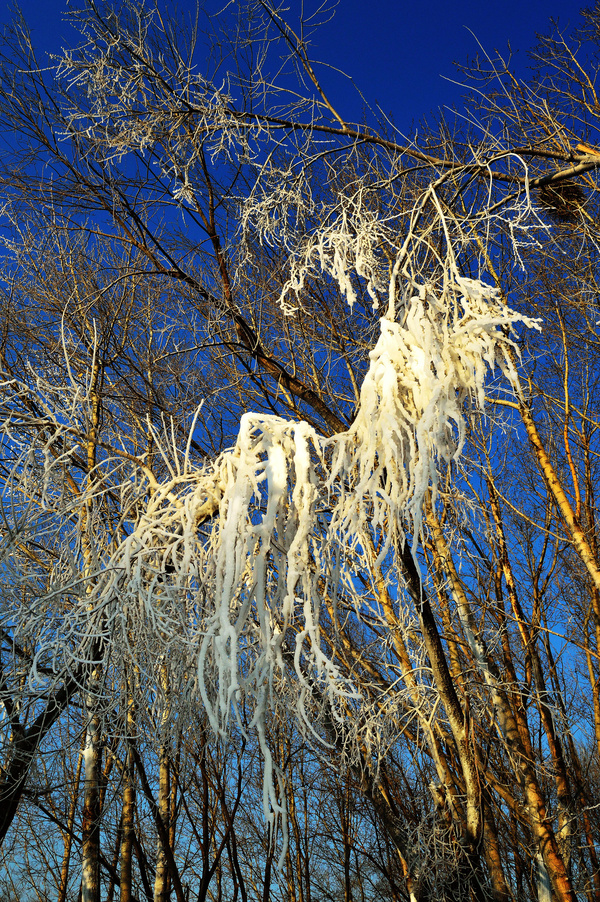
0, 277, 539, 847
118, 278, 537, 833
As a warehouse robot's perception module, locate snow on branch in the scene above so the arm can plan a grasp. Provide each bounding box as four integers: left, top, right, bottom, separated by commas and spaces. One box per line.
0, 277, 538, 839
117, 278, 538, 728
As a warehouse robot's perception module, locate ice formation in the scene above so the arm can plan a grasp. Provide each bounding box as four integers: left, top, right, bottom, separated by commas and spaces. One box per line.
0, 277, 539, 842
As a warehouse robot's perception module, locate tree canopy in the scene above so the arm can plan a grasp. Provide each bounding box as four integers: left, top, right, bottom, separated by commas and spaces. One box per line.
2, 3, 600, 902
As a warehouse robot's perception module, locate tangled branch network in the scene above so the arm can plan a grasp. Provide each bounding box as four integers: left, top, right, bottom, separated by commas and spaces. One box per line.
0, 271, 538, 831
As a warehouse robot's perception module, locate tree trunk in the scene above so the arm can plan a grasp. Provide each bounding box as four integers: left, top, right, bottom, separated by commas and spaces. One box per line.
82, 706, 102, 902
58, 731, 86, 902
120, 742, 136, 902
0, 675, 77, 847
153, 743, 170, 902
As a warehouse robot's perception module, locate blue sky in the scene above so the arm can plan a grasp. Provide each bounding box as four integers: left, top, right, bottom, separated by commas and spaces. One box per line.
3, 0, 579, 131
315, 0, 578, 120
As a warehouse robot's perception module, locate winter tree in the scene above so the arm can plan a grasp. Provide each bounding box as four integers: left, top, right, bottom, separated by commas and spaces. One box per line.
2, 2, 600, 901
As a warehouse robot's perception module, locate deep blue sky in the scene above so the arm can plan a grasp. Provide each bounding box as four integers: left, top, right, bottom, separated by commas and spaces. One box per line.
3, 0, 580, 131
313, 0, 578, 129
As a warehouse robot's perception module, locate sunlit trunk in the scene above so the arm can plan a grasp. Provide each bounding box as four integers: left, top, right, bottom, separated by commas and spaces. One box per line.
153, 668, 173, 902
82, 705, 102, 902
153, 742, 170, 902
120, 732, 136, 902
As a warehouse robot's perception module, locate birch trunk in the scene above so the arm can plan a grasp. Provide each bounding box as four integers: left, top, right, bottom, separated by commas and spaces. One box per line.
153, 743, 170, 902
120, 718, 136, 902
82, 705, 102, 902
57, 732, 85, 902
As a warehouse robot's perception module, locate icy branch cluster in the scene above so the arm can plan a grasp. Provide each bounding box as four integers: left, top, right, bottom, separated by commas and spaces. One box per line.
58, 14, 251, 188
0, 279, 538, 836
3, 17, 543, 831
244, 176, 394, 311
